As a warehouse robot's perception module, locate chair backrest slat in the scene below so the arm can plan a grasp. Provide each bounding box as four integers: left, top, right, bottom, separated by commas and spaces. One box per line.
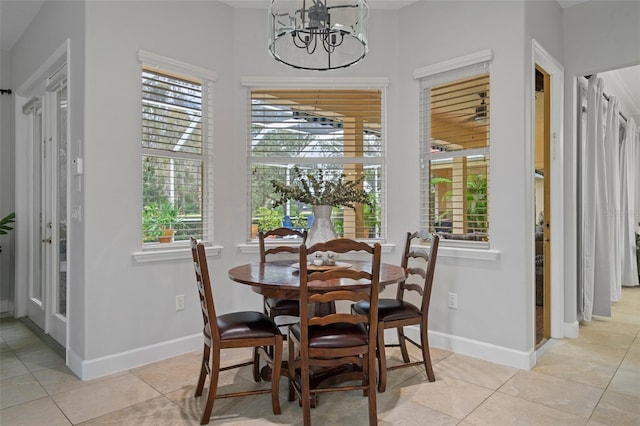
396, 232, 440, 313
259, 227, 307, 263
191, 237, 220, 341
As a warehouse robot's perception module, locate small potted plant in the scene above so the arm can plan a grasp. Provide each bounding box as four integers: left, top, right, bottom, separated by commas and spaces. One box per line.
157, 202, 182, 243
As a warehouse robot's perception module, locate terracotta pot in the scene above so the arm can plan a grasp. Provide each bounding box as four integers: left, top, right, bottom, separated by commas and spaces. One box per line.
159, 228, 174, 243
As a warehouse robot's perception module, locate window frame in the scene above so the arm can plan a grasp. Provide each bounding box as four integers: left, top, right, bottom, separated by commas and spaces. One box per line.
137, 50, 216, 249
242, 77, 389, 244
415, 50, 493, 249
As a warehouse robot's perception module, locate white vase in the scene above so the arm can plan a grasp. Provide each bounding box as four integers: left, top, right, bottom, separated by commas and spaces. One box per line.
306, 205, 337, 247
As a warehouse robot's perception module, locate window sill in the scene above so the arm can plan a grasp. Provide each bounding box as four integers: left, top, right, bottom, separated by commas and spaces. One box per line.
415, 242, 500, 261
132, 242, 222, 263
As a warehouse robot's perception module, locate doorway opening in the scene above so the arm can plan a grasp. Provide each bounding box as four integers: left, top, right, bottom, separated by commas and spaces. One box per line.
534, 66, 551, 348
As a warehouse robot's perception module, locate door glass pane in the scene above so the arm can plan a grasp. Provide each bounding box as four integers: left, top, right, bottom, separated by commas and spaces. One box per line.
32, 107, 43, 302
57, 85, 67, 317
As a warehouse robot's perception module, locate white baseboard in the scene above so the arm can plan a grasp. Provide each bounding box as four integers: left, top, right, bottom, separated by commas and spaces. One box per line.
390, 326, 535, 371
68, 333, 202, 381
563, 320, 579, 338
0, 299, 12, 314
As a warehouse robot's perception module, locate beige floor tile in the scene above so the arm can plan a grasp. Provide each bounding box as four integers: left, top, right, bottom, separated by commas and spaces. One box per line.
579, 316, 640, 337
131, 351, 202, 394
0, 396, 72, 426
0, 373, 48, 409
464, 392, 586, 426
400, 373, 493, 419
14, 341, 67, 373
77, 395, 199, 425
546, 338, 629, 368
31, 364, 87, 395
532, 352, 617, 388
600, 388, 640, 413
0, 319, 33, 342
434, 353, 518, 390
575, 326, 637, 350
620, 343, 640, 373
378, 389, 459, 425
608, 368, 640, 398
1, 351, 30, 380
51, 372, 161, 424
498, 370, 603, 418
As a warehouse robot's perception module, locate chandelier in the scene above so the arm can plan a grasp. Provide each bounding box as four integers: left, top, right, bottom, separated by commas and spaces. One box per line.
268, 0, 369, 71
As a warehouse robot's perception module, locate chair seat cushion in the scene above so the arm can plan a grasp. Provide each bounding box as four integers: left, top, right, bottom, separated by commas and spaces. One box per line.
353, 299, 421, 322
291, 323, 368, 348
265, 297, 299, 311
217, 311, 280, 340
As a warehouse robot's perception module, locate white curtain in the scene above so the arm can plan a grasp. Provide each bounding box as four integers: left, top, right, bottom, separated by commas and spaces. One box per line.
581, 75, 640, 321
620, 118, 640, 287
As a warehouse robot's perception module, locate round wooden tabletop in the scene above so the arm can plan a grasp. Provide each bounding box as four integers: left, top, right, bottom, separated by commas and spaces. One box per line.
228, 259, 406, 299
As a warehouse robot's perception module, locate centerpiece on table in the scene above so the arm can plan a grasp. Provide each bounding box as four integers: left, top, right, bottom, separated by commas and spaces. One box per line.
271, 166, 371, 248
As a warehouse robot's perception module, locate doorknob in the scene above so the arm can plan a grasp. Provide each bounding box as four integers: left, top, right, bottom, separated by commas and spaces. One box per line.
42, 238, 52, 244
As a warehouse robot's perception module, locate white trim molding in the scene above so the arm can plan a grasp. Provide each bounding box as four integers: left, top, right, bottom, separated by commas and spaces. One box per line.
241, 76, 389, 88
413, 49, 494, 80
137, 50, 217, 81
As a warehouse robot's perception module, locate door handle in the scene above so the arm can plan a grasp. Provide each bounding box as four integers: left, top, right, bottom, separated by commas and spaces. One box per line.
42, 238, 52, 244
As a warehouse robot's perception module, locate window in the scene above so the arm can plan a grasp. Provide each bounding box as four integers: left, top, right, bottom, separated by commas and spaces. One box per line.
418, 52, 491, 245
139, 51, 215, 245
246, 80, 386, 241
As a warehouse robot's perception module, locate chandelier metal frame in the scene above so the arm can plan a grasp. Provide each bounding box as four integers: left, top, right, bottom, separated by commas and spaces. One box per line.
268, 0, 369, 71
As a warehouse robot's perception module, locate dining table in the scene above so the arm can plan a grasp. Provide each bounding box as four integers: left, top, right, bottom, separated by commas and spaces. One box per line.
228, 259, 406, 301
227, 258, 407, 385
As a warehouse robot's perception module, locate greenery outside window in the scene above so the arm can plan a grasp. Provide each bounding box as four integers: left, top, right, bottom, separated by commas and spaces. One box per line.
418, 52, 492, 245
245, 79, 386, 241
139, 51, 215, 245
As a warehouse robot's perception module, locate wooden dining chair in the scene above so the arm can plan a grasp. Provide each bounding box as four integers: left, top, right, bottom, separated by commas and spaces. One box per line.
190, 237, 283, 425
288, 238, 382, 426
352, 232, 440, 392
259, 227, 307, 327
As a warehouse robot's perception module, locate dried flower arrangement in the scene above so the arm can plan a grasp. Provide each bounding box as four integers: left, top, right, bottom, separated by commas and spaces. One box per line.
271, 166, 371, 209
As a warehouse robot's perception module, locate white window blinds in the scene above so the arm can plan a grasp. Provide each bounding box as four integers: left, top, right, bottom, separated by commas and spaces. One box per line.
419, 60, 491, 245
141, 65, 213, 244
248, 87, 384, 240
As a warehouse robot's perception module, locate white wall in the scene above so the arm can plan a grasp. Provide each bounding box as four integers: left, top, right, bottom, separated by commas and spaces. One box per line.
81, 1, 235, 376
394, 1, 549, 366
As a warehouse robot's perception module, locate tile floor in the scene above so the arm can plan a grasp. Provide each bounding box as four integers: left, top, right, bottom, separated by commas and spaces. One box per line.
1, 287, 639, 425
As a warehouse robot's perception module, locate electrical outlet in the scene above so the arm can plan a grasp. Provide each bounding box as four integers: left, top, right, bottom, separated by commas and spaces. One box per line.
175, 294, 185, 311
447, 292, 458, 309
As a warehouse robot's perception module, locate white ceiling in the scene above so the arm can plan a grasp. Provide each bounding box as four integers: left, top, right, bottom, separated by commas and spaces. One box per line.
1, 0, 637, 120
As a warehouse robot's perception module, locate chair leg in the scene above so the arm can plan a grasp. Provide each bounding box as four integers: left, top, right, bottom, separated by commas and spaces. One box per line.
287, 331, 296, 402
200, 348, 220, 425
420, 325, 435, 382
367, 348, 378, 426
195, 344, 209, 397
271, 335, 283, 415
301, 353, 311, 426
377, 322, 387, 393
397, 327, 411, 364
252, 346, 261, 382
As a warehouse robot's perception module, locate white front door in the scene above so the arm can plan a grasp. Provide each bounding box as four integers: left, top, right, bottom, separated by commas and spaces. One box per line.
24, 65, 68, 347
